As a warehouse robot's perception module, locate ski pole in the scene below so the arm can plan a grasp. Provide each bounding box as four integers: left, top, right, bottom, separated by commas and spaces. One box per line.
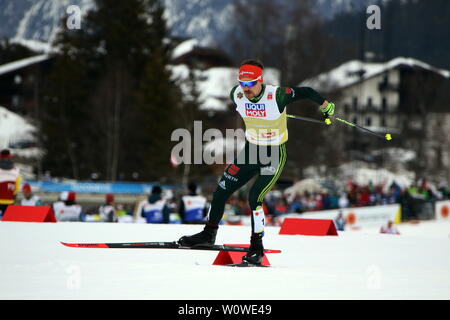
328, 115, 392, 141
286, 114, 328, 125
287, 114, 392, 141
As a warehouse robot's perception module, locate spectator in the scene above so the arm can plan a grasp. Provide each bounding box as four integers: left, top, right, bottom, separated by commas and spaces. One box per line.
338, 192, 349, 208
407, 183, 420, 198
304, 194, 316, 211
321, 192, 331, 210
329, 192, 339, 209
164, 189, 178, 219
438, 183, 450, 199
358, 187, 370, 206
274, 199, 288, 216
52, 191, 84, 222
315, 194, 323, 210
192, 178, 446, 218
385, 189, 397, 204
115, 203, 128, 217
334, 210, 346, 231
99, 193, 117, 222
20, 183, 43, 206
0, 149, 22, 216
418, 179, 433, 200
52, 192, 65, 216
374, 186, 384, 205
179, 182, 208, 224
380, 220, 400, 235
141, 185, 170, 223
368, 181, 375, 193
288, 195, 302, 213
389, 181, 402, 202
118, 204, 135, 223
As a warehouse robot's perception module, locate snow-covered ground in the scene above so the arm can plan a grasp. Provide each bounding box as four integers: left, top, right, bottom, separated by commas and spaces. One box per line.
0, 219, 449, 300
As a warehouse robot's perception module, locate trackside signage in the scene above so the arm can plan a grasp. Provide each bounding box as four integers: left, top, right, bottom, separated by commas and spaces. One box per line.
278, 204, 401, 229
435, 200, 450, 220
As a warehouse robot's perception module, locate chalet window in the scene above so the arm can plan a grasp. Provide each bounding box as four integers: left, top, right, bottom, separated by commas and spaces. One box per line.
367, 97, 373, 108
366, 117, 372, 126
352, 116, 358, 125
381, 117, 386, 127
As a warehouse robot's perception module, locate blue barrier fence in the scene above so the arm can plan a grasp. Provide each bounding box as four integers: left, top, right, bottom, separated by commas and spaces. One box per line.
26, 180, 179, 194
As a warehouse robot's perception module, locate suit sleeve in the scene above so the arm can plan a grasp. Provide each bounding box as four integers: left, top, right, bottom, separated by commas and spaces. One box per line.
276, 86, 326, 112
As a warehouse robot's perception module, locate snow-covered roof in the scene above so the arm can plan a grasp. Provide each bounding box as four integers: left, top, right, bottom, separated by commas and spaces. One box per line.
0, 106, 36, 149
300, 57, 450, 92
0, 54, 50, 76
172, 38, 199, 60
170, 65, 281, 111
10, 37, 53, 54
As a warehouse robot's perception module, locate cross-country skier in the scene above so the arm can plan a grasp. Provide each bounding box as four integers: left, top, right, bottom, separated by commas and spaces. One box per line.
178, 59, 335, 265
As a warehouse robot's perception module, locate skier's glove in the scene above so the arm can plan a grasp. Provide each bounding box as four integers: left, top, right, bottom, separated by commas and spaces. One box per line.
320, 102, 335, 125
320, 102, 335, 117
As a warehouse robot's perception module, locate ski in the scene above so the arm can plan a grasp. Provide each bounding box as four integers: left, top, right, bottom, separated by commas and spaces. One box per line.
60, 241, 281, 253
226, 262, 269, 268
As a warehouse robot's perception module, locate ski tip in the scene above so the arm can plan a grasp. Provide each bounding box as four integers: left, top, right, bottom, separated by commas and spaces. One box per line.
60, 242, 75, 247
60, 242, 108, 248
265, 249, 282, 254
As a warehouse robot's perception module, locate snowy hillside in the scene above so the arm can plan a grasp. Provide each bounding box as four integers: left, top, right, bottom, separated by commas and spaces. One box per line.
0, 219, 448, 299
0, 0, 377, 51
0, 0, 234, 50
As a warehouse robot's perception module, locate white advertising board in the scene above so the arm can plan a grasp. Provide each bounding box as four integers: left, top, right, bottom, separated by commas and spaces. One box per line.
231, 204, 401, 230
277, 204, 401, 229
435, 200, 450, 220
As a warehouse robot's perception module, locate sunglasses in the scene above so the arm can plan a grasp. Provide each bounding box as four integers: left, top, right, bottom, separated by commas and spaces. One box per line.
238, 76, 261, 87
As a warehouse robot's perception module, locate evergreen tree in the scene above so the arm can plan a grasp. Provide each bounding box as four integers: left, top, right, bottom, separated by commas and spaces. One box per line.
40, 0, 181, 181
121, 1, 182, 182
40, 28, 94, 179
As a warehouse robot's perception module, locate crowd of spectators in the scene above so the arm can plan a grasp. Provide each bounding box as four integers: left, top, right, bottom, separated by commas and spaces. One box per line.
38, 177, 447, 223
222, 179, 450, 220
3, 148, 450, 224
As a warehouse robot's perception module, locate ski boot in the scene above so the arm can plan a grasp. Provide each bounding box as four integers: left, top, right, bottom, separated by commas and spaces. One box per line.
242, 232, 264, 265
178, 222, 218, 247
